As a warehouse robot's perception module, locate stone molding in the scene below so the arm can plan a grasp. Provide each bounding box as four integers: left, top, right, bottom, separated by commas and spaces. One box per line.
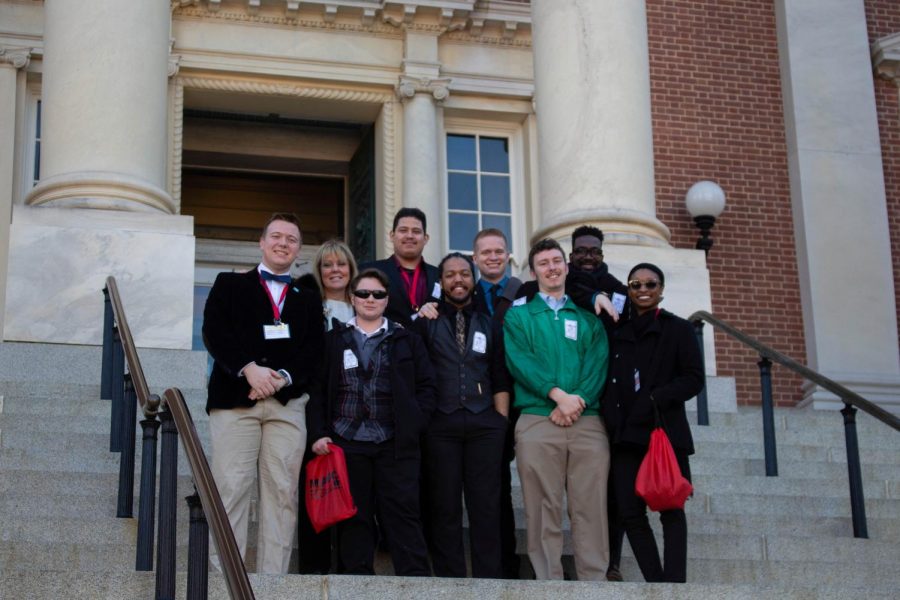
0, 47, 32, 70
173, 75, 398, 240
172, 1, 530, 46
25, 171, 178, 214
873, 32, 900, 83
170, 80, 185, 208
396, 75, 450, 102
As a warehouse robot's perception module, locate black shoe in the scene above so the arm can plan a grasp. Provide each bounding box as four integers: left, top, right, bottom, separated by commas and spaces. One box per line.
606, 565, 623, 582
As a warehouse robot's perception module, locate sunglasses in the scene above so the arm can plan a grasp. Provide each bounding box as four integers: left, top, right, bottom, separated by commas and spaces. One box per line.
352, 289, 388, 300
628, 279, 660, 291
572, 247, 603, 257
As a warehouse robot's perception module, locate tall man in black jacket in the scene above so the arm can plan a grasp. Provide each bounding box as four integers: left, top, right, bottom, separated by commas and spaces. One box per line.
360, 207, 440, 327
202, 213, 324, 574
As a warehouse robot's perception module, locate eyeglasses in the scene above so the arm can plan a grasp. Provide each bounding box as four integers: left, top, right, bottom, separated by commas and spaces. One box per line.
572, 247, 603, 257
352, 289, 388, 300
628, 280, 660, 291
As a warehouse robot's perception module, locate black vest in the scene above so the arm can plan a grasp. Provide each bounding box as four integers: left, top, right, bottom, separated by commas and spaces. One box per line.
420, 311, 494, 415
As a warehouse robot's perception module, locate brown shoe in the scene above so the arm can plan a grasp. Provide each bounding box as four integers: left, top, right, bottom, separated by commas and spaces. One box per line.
606, 566, 623, 582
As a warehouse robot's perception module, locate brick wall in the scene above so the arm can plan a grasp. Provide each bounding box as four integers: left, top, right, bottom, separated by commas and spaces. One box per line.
866, 0, 900, 348
646, 0, 805, 406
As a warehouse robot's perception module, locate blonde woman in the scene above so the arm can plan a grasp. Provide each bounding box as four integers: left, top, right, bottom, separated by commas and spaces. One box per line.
310, 239, 358, 330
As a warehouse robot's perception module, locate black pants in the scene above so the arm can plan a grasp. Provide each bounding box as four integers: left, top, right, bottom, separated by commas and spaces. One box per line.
611, 444, 691, 583
424, 408, 507, 578
335, 437, 429, 576
499, 407, 521, 578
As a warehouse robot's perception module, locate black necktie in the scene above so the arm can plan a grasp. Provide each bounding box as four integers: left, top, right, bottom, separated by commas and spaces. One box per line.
490, 283, 501, 313
456, 311, 466, 355
261, 271, 292, 284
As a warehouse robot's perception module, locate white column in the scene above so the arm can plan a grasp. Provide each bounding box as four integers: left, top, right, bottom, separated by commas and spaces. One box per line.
776, 0, 900, 412
0, 48, 30, 341
529, 0, 668, 245
25, 0, 173, 212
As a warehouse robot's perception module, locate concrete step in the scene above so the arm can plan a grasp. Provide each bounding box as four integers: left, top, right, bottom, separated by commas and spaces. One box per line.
0, 540, 189, 573
690, 422, 900, 449
693, 438, 900, 465
688, 454, 900, 480
4, 571, 897, 600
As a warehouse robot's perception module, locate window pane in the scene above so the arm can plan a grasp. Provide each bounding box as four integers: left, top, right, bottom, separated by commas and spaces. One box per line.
33, 141, 41, 183
448, 173, 477, 210
449, 212, 479, 251
447, 134, 476, 171
481, 175, 510, 213
482, 214, 511, 247
479, 137, 509, 173
35, 100, 41, 138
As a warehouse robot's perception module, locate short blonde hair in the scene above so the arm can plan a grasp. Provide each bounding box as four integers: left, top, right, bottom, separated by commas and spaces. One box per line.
312, 239, 359, 302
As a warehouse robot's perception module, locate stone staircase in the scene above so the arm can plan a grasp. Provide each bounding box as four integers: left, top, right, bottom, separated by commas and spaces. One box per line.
1, 341, 899, 599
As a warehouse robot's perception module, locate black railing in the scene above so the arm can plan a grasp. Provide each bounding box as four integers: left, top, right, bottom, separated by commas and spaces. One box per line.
690, 310, 900, 539
101, 277, 255, 600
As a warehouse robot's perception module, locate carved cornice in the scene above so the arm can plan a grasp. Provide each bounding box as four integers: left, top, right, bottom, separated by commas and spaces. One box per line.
171, 2, 530, 45
178, 75, 393, 103
873, 32, 900, 83
0, 47, 32, 70
396, 75, 450, 102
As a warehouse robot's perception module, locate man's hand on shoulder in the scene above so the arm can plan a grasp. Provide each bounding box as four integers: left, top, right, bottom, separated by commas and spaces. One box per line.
593, 293, 620, 322
416, 301, 439, 320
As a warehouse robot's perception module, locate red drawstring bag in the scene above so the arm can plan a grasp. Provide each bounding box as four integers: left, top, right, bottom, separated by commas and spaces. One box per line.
635, 427, 693, 512
305, 443, 357, 533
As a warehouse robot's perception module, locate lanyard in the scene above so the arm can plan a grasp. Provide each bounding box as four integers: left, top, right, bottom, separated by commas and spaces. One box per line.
259, 274, 289, 323
399, 263, 422, 311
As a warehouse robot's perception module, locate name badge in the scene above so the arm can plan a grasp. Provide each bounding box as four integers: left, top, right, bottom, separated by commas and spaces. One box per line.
612, 292, 627, 314
564, 319, 578, 340
472, 331, 487, 354
263, 323, 291, 340
343, 349, 359, 370
431, 282, 441, 299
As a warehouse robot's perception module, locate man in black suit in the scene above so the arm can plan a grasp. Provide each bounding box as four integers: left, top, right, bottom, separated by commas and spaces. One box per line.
360, 207, 440, 327
203, 212, 324, 574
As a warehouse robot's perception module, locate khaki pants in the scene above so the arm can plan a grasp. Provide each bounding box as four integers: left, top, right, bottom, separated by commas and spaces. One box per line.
515, 413, 610, 580
209, 394, 308, 574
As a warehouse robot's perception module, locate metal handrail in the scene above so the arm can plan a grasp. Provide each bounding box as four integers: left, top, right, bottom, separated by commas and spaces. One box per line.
690, 310, 900, 431
164, 388, 255, 600
105, 276, 159, 417
103, 277, 254, 599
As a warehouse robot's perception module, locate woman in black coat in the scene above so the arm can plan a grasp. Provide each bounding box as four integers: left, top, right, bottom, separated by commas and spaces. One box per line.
602, 263, 704, 583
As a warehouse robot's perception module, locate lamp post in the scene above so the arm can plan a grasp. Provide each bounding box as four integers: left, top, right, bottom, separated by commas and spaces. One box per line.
685, 181, 726, 256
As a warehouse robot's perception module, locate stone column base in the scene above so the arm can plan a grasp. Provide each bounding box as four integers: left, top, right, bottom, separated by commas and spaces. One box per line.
3, 205, 195, 349
800, 375, 900, 416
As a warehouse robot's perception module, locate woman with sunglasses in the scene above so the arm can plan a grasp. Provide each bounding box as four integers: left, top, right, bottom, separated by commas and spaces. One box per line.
602, 263, 704, 582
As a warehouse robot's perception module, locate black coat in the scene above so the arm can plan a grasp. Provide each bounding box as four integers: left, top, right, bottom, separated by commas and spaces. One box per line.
202, 268, 325, 412
602, 309, 704, 454
359, 257, 440, 327
307, 321, 437, 458
565, 263, 629, 336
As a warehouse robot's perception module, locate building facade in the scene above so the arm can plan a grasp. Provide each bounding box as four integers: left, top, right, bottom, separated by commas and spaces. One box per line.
1, 0, 899, 413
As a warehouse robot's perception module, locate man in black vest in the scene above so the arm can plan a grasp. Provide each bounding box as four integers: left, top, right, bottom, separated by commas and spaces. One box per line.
307, 268, 435, 576
202, 212, 324, 574
360, 207, 440, 327
415, 252, 509, 578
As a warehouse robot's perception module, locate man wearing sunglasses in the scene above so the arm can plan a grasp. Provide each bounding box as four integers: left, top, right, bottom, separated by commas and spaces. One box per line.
307, 267, 436, 576
566, 225, 629, 329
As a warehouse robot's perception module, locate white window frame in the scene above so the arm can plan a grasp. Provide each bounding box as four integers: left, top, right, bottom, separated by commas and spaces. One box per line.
19, 83, 42, 201
440, 118, 527, 272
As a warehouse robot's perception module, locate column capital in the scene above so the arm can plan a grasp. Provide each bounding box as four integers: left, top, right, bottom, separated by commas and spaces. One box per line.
873, 32, 900, 83
396, 75, 451, 103
0, 47, 32, 70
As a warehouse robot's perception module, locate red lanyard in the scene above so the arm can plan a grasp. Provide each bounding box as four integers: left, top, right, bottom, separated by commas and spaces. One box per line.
259, 274, 289, 323
399, 263, 422, 311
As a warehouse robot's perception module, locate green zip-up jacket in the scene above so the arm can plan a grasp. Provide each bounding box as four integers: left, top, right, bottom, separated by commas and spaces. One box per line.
503, 294, 608, 417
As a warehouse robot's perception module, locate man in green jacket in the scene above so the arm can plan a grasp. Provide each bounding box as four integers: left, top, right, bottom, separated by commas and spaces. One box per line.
503, 238, 611, 581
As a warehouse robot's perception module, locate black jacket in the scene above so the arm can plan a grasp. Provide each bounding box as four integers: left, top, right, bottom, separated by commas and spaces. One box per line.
202, 269, 325, 412
602, 309, 704, 454
359, 256, 440, 327
565, 263, 629, 336
307, 321, 437, 458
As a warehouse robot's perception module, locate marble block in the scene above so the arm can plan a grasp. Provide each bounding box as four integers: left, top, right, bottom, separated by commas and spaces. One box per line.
3, 206, 195, 350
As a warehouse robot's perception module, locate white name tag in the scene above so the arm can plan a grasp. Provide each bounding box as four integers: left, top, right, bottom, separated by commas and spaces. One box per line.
263, 323, 291, 340
564, 319, 578, 341
472, 331, 487, 354
431, 282, 441, 299
612, 292, 627, 314
343, 349, 359, 370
